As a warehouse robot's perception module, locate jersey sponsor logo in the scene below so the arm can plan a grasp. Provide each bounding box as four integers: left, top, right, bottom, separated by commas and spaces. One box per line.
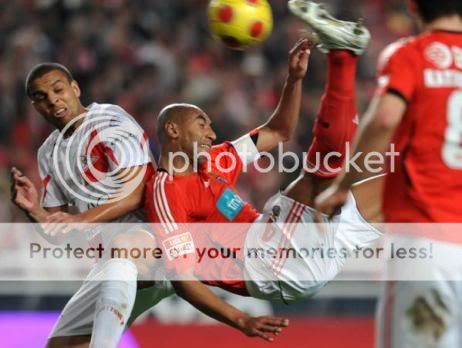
216, 188, 244, 221
162, 232, 195, 261
425, 42, 452, 69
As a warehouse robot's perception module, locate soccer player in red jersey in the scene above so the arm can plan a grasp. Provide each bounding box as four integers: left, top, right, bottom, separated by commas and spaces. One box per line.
145, 6, 382, 341
315, 0, 462, 346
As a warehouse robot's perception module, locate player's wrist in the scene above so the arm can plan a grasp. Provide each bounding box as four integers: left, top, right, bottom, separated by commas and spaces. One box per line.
72, 212, 86, 224
28, 206, 48, 223
235, 313, 252, 331
286, 74, 303, 84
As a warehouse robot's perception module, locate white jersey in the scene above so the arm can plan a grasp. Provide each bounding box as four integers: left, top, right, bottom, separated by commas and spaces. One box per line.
37, 103, 153, 229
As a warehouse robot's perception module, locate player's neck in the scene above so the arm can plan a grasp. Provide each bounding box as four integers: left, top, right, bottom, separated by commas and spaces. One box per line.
159, 151, 195, 176
60, 105, 88, 138
425, 15, 462, 32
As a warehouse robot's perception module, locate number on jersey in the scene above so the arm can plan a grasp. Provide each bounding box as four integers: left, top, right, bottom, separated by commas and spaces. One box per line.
442, 91, 462, 169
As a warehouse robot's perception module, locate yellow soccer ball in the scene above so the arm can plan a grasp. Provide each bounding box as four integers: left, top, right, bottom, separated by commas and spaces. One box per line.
208, 0, 273, 50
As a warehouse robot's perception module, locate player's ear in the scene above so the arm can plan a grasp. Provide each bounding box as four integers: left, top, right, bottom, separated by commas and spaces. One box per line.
165, 121, 180, 139
70, 80, 81, 98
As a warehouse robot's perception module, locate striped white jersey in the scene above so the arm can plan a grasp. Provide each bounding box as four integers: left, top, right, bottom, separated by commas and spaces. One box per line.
37, 103, 153, 228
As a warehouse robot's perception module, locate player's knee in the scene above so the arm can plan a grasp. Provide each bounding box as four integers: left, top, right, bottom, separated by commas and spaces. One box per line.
109, 231, 157, 277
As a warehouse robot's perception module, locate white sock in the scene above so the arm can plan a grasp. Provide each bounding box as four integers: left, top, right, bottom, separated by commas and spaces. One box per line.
90, 259, 138, 348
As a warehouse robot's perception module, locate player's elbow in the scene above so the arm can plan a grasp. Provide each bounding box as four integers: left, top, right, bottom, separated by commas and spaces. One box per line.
279, 129, 293, 143
367, 94, 405, 133
272, 126, 294, 144
368, 110, 401, 133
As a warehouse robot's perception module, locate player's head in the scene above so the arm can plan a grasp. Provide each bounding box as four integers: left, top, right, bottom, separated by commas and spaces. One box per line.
157, 103, 216, 161
410, 0, 462, 24
25, 62, 86, 130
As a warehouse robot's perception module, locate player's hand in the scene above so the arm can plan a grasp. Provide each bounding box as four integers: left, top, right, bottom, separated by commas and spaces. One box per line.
287, 38, 312, 81
237, 315, 289, 342
10, 167, 40, 214
314, 183, 349, 222
42, 212, 84, 236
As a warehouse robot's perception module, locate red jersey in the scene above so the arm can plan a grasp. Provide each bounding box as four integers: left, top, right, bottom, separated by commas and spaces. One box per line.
378, 31, 462, 223
145, 135, 261, 296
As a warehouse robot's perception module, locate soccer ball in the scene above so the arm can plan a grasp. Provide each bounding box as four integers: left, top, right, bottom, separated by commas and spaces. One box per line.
208, 0, 273, 50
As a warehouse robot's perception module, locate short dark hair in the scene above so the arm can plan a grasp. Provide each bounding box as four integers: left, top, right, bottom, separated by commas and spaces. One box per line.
25, 62, 74, 98
414, 0, 462, 23
156, 103, 198, 143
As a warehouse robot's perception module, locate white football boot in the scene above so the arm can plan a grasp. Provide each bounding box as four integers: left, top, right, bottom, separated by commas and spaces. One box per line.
288, 0, 370, 55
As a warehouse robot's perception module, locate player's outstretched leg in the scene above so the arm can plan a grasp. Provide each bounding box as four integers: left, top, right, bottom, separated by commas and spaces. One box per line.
305, 50, 359, 177
285, 2, 369, 205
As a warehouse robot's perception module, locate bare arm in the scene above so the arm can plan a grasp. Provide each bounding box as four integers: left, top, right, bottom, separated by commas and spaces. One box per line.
45, 164, 148, 224
255, 38, 311, 152
10, 166, 66, 223
172, 275, 288, 342
336, 93, 405, 188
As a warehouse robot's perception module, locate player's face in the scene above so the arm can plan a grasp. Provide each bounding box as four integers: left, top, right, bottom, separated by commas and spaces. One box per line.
180, 109, 216, 161
28, 70, 85, 130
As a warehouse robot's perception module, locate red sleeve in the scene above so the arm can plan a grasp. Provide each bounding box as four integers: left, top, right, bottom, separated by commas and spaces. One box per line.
209, 142, 243, 185
376, 39, 418, 101
145, 172, 196, 275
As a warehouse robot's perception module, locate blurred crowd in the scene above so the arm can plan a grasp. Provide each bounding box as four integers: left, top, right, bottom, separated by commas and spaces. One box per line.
1, 0, 416, 222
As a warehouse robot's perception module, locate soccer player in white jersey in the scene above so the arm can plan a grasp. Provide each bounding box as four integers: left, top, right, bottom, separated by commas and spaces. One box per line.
10, 63, 170, 348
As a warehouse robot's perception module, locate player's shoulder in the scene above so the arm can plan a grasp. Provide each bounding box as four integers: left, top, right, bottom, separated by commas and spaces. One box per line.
147, 171, 190, 211
378, 32, 445, 68
378, 36, 417, 70
87, 103, 143, 134
149, 170, 181, 192
37, 129, 60, 159
86, 102, 136, 124
87, 102, 129, 116
210, 141, 235, 154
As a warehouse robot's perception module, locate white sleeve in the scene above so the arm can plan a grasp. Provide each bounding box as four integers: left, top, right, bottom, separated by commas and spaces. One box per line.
37, 149, 68, 208
230, 133, 261, 165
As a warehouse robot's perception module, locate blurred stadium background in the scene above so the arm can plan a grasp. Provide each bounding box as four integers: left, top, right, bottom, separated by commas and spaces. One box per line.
0, 0, 415, 346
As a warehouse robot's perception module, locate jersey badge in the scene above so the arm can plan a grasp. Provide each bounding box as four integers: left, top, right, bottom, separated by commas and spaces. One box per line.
425, 42, 452, 69
216, 188, 244, 221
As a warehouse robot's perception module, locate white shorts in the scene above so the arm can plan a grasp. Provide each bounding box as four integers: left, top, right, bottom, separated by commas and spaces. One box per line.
244, 191, 382, 303
376, 237, 462, 348
49, 224, 174, 338
49, 259, 174, 338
